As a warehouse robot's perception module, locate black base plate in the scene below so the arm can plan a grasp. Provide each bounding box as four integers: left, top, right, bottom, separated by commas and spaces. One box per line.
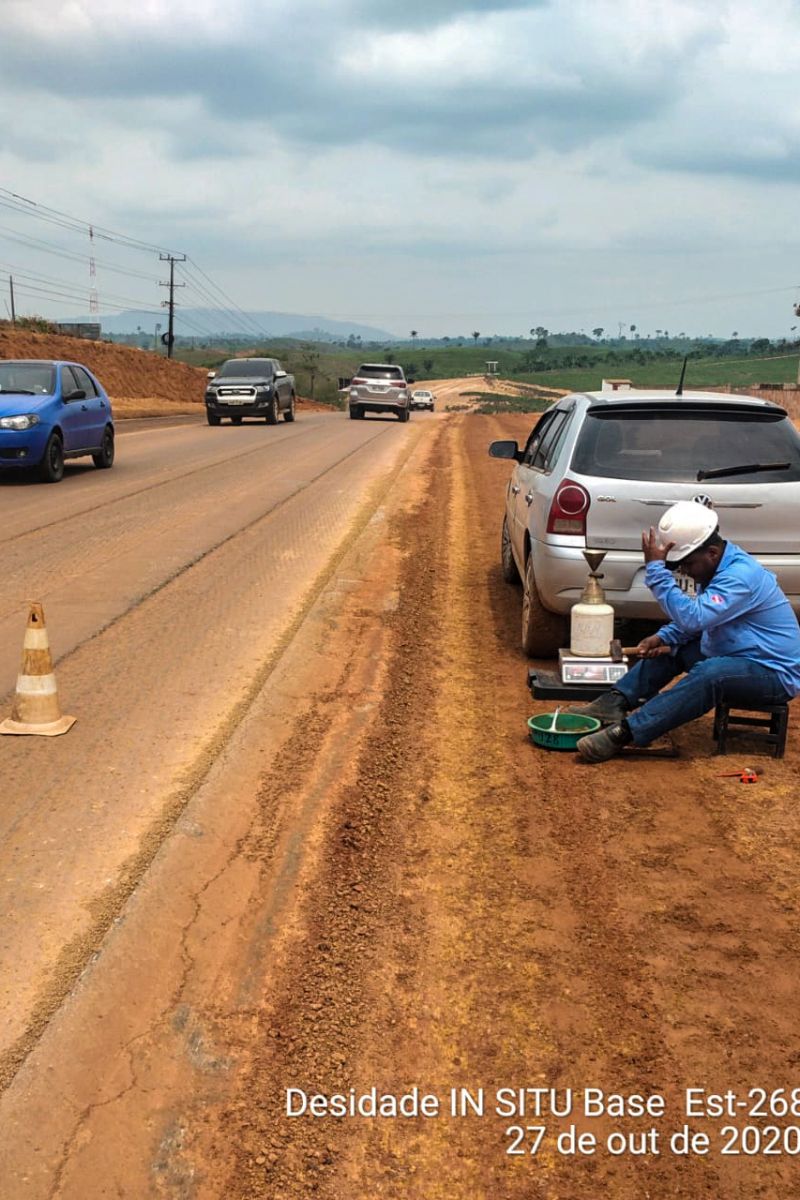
527, 668, 613, 701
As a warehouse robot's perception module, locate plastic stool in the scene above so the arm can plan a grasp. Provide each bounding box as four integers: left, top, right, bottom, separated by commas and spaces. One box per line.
712, 700, 789, 759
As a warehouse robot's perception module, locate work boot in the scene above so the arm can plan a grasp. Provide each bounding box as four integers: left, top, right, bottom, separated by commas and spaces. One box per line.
577, 722, 633, 763
566, 689, 629, 726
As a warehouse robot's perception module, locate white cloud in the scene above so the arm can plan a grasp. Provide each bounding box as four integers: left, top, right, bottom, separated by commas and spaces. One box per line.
0, 0, 799, 336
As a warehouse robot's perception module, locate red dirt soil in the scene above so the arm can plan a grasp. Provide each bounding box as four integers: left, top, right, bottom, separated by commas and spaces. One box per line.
0, 326, 207, 408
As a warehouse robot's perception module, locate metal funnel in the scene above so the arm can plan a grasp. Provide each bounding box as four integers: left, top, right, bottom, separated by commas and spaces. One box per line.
582, 549, 607, 574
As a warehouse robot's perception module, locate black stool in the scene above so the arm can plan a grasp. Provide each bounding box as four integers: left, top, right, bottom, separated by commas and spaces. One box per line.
712, 700, 789, 759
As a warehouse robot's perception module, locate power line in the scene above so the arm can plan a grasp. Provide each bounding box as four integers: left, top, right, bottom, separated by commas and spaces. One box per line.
0, 189, 180, 255
176, 264, 268, 340
0, 261, 166, 313
0, 224, 162, 283
0, 188, 269, 339
11, 283, 162, 317
183, 258, 271, 339
10, 280, 220, 338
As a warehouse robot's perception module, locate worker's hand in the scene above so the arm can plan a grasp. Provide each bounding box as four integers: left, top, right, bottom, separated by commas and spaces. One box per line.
635, 634, 669, 658
641, 526, 676, 563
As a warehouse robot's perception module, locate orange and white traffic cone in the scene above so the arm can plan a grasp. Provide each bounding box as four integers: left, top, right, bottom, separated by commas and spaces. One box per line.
0, 602, 76, 736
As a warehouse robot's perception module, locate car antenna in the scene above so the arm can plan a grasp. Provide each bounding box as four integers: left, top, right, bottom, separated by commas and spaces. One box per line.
675, 355, 688, 397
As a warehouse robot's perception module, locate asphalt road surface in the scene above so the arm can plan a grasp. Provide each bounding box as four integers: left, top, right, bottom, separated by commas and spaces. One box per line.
2, 410, 800, 1199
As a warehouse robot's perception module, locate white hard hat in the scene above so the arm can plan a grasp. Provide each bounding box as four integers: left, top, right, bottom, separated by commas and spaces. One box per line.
658, 500, 719, 565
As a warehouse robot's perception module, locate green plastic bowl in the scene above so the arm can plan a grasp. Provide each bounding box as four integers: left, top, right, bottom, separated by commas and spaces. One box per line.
528, 712, 602, 751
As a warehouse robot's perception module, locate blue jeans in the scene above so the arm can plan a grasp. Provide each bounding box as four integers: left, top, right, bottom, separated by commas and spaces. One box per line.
615, 640, 791, 746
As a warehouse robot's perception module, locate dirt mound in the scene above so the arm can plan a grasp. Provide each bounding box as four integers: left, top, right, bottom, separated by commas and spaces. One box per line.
0, 325, 206, 416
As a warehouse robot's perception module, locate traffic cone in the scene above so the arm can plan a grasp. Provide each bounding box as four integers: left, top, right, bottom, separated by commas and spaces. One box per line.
0, 602, 75, 736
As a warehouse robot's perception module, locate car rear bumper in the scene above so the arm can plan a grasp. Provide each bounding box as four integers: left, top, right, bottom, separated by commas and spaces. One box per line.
350, 386, 408, 408
533, 542, 800, 617
350, 398, 409, 413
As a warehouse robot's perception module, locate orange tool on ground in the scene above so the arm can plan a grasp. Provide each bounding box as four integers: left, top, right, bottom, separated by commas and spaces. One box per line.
716, 766, 762, 783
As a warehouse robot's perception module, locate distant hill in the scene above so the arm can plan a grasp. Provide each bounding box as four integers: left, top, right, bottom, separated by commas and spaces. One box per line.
61, 308, 395, 342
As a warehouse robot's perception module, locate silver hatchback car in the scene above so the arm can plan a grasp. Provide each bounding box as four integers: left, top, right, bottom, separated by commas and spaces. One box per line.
489, 389, 800, 656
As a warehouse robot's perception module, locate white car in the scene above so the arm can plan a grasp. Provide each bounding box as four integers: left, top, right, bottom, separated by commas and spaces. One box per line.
488, 388, 800, 656
349, 363, 411, 422
410, 389, 435, 411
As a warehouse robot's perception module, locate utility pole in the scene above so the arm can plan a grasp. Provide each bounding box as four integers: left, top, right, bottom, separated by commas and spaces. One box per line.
159, 253, 186, 358
9, 275, 16, 324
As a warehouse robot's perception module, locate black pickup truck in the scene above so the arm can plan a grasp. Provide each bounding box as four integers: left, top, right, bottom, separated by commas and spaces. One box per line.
205, 357, 296, 426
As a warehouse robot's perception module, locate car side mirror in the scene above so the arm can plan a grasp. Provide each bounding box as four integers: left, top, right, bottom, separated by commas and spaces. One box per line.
407, 378, 416, 385
63, 388, 86, 402
275, 369, 287, 378
488, 439, 523, 462
207, 371, 217, 380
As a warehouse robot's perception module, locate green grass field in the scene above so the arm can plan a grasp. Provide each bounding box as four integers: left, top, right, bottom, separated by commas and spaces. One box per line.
514, 355, 800, 392
465, 392, 552, 414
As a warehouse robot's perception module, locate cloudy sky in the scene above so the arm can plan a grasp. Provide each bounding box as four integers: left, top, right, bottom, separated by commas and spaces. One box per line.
1, 0, 799, 338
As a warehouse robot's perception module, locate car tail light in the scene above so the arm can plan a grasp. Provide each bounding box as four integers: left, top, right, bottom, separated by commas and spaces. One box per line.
547, 479, 590, 535
351, 377, 367, 386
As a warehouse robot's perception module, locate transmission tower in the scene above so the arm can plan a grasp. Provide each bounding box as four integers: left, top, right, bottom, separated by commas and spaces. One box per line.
88, 224, 98, 314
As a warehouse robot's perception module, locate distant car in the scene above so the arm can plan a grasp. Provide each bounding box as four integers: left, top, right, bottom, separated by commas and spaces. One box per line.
205, 357, 296, 425
0, 359, 115, 483
348, 364, 411, 422
489, 388, 800, 656
410, 389, 435, 411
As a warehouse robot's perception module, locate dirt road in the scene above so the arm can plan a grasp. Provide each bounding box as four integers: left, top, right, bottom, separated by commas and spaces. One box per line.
1, 411, 800, 1198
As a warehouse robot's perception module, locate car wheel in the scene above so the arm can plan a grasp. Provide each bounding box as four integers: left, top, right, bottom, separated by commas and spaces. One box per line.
349, 406, 362, 420
231, 416, 243, 425
501, 516, 520, 584
266, 396, 279, 425
92, 425, 115, 469
283, 393, 296, 423
39, 432, 64, 483
521, 553, 568, 658
207, 411, 221, 426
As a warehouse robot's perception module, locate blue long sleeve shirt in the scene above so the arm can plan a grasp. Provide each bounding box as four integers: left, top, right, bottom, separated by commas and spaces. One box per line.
645, 541, 800, 697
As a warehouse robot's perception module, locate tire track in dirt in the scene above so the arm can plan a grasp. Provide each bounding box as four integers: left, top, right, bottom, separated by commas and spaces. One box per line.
196, 428, 447, 1198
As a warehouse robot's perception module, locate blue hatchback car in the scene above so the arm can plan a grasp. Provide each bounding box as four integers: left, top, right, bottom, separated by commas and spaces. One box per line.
0, 359, 115, 482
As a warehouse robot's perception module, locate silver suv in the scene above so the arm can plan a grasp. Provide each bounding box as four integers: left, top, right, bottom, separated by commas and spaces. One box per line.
349, 364, 410, 422
489, 389, 800, 656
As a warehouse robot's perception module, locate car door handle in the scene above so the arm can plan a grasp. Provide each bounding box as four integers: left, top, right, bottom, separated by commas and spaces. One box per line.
510, 484, 520, 494
81, 404, 88, 411
525, 492, 534, 505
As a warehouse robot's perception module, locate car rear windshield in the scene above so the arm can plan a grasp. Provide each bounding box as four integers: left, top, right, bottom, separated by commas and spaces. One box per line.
571, 406, 800, 483
218, 360, 273, 378
0, 363, 55, 394
357, 366, 404, 380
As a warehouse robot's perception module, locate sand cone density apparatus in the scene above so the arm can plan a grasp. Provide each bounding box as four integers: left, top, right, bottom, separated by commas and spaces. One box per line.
0, 602, 76, 737
569, 550, 615, 656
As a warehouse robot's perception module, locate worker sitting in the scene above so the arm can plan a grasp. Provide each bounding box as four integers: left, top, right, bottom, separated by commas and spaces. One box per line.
570, 500, 800, 763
